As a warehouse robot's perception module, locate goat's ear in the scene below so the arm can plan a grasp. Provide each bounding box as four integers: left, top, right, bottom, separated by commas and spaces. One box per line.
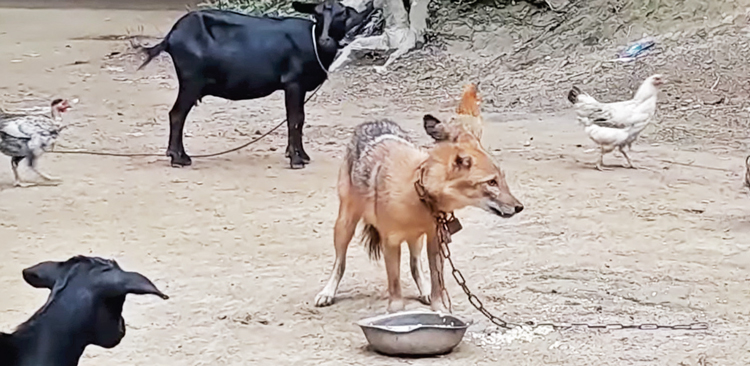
106, 271, 169, 300
22, 261, 64, 289
292, 1, 318, 14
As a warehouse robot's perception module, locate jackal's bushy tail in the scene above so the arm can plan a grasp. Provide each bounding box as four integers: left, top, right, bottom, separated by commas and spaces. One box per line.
360, 224, 382, 261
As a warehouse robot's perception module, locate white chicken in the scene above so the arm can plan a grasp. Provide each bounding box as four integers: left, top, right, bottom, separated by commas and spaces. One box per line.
0, 98, 72, 186
567, 74, 664, 170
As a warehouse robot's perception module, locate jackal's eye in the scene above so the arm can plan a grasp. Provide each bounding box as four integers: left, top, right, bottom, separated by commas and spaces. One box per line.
487, 179, 498, 187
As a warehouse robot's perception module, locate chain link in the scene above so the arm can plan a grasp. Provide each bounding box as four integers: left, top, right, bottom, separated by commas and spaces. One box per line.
434, 219, 709, 332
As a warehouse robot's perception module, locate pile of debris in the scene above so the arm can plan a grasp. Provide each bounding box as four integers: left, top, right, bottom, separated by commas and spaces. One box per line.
328, 0, 749, 146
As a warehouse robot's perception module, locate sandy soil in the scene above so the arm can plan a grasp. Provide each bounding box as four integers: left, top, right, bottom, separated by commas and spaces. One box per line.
0, 6, 748, 366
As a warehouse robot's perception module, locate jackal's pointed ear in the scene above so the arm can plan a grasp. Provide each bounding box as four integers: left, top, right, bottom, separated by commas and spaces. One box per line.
423, 114, 477, 144
454, 153, 472, 170
423, 114, 444, 140
424, 114, 459, 142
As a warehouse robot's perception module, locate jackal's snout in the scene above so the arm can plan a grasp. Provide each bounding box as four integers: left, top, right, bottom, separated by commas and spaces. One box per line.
481, 173, 523, 218
485, 192, 523, 218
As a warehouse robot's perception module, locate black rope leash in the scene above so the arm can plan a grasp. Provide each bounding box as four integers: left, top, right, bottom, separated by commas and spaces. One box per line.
51, 84, 324, 159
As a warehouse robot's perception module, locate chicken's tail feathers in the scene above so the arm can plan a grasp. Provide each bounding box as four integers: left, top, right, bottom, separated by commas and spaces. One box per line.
457, 83, 481, 117
567, 86, 581, 104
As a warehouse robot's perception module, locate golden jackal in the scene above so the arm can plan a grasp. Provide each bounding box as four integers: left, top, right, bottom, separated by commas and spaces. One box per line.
314, 115, 523, 313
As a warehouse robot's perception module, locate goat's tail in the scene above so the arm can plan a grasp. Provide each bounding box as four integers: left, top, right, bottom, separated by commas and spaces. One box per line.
134, 38, 168, 71
360, 224, 382, 261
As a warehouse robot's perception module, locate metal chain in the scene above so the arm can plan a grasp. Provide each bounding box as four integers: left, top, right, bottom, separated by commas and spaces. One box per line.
435, 220, 709, 332
435, 240, 452, 313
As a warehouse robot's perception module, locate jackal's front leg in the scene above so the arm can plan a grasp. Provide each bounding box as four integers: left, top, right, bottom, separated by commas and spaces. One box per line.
384, 241, 404, 313
426, 233, 449, 313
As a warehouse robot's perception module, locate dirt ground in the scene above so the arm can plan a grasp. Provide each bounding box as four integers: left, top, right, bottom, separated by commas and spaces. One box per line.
0, 4, 749, 366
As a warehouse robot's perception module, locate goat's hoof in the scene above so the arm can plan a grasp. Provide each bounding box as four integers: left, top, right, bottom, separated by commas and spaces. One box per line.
168, 151, 192, 167
289, 148, 310, 163
13, 181, 32, 188
314, 292, 335, 307
289, 157, 307, 170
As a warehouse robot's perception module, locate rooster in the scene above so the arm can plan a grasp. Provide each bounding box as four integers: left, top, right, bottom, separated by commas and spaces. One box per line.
0, 98, 72, 186
567, 74, 664, 170
447, 83, 484, 141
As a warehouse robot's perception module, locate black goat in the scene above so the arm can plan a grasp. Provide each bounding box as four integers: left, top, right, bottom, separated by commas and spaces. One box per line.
138, 0, 374, 169
0, 255, 168, 366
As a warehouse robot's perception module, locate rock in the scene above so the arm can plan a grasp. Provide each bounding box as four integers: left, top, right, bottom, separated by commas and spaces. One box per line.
703, 95, 725, 105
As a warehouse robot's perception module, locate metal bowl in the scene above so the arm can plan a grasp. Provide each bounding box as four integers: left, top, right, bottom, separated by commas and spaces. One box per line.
357, 310, 471, 357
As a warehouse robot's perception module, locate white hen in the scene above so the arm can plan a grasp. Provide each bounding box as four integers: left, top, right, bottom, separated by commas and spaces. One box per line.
567, 74, 664, 170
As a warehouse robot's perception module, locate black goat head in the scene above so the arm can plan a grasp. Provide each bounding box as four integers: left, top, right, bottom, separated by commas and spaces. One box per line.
21, 255, 168, 349
292, 0, 373, 49
23, 256, 168, 299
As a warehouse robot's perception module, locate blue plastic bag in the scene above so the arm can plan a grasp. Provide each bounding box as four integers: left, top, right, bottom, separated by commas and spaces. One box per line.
617, 37, 656, 59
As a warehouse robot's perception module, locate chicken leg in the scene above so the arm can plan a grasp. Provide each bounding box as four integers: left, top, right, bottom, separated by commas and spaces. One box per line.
31, 167, 61, 183
619, 146, 635, 169
26, 154, 59, 183
13, 155, 61, 186
10, 157, 29, 187
596, 146, 615, 171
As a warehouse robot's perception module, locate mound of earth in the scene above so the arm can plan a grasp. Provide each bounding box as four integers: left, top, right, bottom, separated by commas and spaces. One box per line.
332, 0, 750, 147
